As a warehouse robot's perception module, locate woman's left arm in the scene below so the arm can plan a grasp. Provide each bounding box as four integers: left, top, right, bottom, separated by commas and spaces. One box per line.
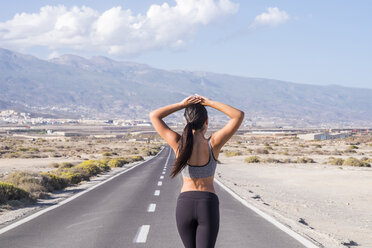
149, 95, 201, 152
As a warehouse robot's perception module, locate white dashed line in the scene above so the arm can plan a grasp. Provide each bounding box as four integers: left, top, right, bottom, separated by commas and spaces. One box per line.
160, 176, 164, 179
147, 203, 156, 212
154, 190, 160, 196
133, 225, 150, 243
157, 181, 162, 186
162, 172, 165, 174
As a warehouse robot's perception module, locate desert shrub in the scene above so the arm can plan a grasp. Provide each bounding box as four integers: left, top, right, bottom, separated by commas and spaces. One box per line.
30, 148, 39, 152
255, 148, 269, 154
107, 158, 134, 167
361, 157, 372, 163
0, 182, 32, 205
4, 171, 47, 198
328, 157, 344, 165
344, 149, 357, 153
124, 155, 144, 162
107, 159, 123, 168
102, 152, 118, 156
58, 170, 85, 184
282, 158, 293, 163
96, 160, 111, 171
343, 157, 362, 167
280, 151, 289, 156
146, 146, 162, 156
314, 144, 322, 148
264, 146, 273, 150
77, 160, 104, 177
18, 147, 30, 152
263, 158, 281, 163
296, 157, 315, 163
40, 173, 68, 191
348, 145, 359, 149
245, 156, 261, 163
59, 162, 75, 169
224, 150, 242, 157
49, 162, 60, 168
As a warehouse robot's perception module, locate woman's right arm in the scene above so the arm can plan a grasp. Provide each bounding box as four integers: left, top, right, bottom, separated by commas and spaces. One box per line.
197, 95, 244, 151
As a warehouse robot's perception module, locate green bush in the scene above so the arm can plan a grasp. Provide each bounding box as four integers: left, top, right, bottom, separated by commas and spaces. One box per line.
58, 162, 74, 169
296, 157, 315, 163
57, 170, 85, 184
77, 160, 104, 177
40, 173, 68, 191
245, 156, 261, 163
224, 150, 242, 157
361, 157, 372, 163
348, 145, 359, 149
96, 160, 111, 171
0, 182, 31, 205
328, 157, 344, 165
5, 171, 47, 196
263, 158, 282, 163
343, 157, 362, 167
128, 155, 144, 162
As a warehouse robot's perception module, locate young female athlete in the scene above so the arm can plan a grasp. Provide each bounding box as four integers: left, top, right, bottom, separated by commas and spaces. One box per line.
149, 94, 244, 248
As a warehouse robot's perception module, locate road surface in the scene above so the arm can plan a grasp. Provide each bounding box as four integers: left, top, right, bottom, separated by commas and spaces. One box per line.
0, 146, 311, 247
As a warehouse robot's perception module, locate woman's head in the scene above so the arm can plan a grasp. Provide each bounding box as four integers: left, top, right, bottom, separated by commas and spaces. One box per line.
170, 103, 208, 178
184, 103, 208, 131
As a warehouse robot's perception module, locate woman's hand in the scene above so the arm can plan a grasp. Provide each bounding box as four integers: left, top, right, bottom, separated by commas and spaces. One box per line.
180, 95, 202, 107
193, 94, 212, 106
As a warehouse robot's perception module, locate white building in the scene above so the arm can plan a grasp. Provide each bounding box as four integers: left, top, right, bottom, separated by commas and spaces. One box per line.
298, 132, 351, 140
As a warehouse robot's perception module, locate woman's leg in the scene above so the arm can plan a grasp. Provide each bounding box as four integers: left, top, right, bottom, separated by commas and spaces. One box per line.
176, 197, 197, 248
195, 196, 220, 248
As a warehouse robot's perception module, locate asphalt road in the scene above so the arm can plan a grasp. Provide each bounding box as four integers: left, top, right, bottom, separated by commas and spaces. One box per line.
0, 146, 310, 248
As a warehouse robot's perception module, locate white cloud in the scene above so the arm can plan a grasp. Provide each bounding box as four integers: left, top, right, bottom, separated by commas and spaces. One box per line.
0, 0, 238, 56
250, 7, 289, 29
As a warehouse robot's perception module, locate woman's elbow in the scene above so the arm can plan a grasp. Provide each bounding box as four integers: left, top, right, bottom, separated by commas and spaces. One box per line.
149, 111, 160, 122
238, 111, 245, 120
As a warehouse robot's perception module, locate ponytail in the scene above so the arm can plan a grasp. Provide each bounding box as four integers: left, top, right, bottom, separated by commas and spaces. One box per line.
170, 103, 208, 178
170, 122, 194, 178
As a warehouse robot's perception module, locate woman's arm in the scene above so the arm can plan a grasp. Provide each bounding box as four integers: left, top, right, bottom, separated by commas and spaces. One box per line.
196, 94, 244, 151
149, 95, 201, 152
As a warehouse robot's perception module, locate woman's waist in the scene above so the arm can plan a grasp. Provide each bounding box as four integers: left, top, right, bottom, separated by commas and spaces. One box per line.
178, 190, 219, 201
181, 179, 215, 194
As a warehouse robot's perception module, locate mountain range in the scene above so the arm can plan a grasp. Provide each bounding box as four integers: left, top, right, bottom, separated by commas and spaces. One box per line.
0, 47, 371, 127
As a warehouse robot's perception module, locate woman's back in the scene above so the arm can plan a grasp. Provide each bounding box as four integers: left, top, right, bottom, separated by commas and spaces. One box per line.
180, 136, 219, 193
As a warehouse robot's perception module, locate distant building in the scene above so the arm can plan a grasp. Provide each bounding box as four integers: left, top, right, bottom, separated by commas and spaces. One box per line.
298, 132, 351, 140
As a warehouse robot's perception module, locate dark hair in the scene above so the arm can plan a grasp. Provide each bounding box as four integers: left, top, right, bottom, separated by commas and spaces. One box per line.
170, 103, 208, 178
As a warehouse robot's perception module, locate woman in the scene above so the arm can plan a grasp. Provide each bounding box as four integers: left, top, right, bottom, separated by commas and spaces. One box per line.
149, 94, 244, 248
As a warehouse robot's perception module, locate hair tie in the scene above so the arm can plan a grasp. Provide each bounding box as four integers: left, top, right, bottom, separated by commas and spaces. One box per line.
187, 122, 195, 129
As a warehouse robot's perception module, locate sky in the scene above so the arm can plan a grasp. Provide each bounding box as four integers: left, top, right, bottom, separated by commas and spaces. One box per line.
0, 0, 371, 89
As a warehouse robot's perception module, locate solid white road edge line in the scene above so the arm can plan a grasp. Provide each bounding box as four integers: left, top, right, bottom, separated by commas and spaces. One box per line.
133, 225, 150, 243
147, 203, 156, 212
0, 146, 166, 236
214, 178, 319, 248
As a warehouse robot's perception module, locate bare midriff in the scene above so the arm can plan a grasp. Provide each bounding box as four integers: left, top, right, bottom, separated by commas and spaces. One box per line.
180, 175, 215, 194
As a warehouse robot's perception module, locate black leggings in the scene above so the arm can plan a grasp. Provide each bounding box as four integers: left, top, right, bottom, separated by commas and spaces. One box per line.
175, 191, 220, 248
